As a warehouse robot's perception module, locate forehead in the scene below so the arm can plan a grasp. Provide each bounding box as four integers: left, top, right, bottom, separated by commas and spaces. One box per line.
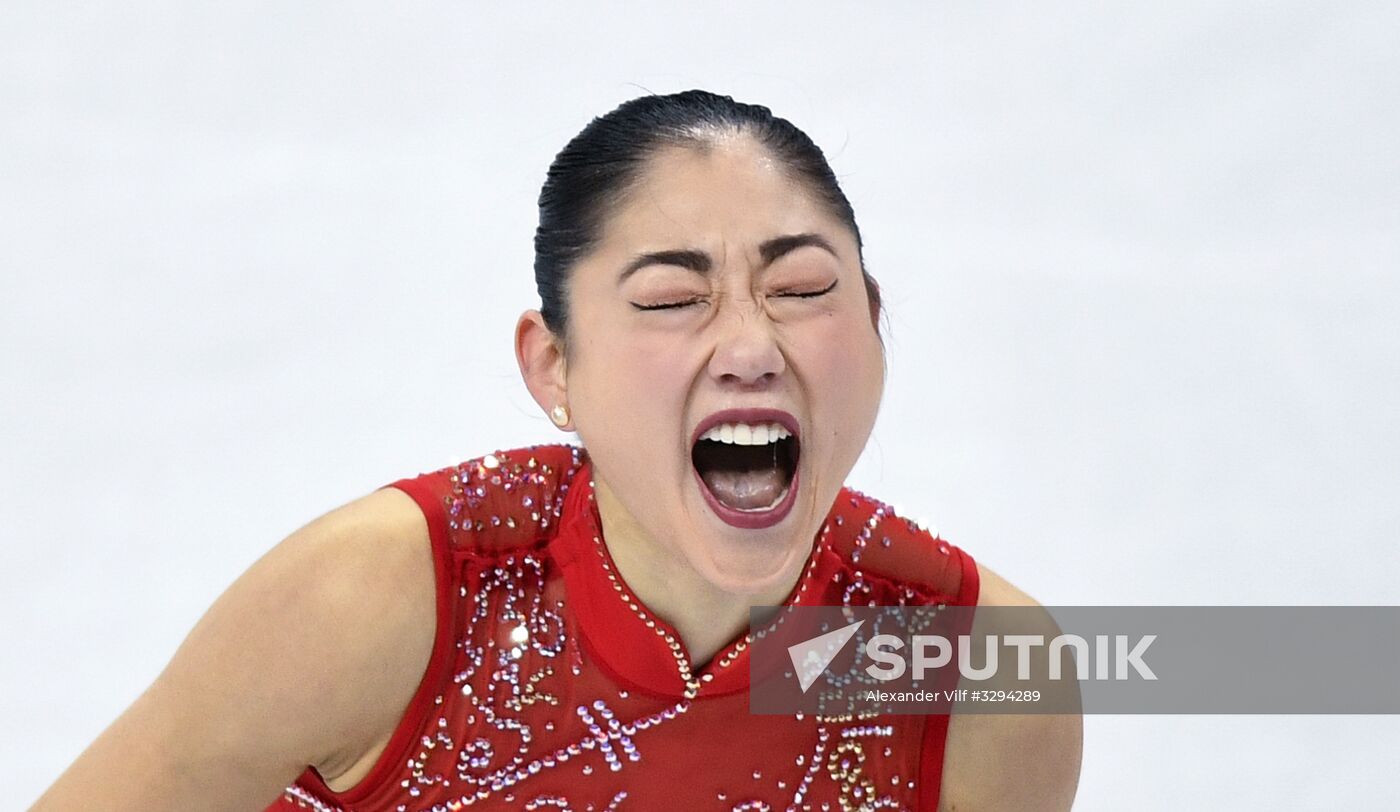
594, 134, 851, 260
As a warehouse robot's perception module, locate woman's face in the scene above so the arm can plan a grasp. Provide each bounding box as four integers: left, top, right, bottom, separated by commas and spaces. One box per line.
562, 132, 885, 596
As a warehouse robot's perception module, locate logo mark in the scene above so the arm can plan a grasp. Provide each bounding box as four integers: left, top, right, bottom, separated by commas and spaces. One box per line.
787, 620, 864, 693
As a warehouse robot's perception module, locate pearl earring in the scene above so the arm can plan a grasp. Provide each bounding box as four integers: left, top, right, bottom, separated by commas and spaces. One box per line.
550, 404, 570, 427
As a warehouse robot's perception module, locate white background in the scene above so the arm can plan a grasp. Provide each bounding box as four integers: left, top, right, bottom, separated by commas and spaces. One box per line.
3, 3, 1397, 808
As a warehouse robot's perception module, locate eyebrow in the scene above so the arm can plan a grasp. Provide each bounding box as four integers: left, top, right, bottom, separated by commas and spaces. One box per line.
616, 232, 839, 284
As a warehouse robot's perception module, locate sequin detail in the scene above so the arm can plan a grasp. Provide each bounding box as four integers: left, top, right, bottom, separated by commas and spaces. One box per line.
269, 444, 972, 812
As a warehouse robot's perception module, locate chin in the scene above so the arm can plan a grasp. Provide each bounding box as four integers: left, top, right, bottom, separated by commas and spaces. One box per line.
685, 525, 813, 598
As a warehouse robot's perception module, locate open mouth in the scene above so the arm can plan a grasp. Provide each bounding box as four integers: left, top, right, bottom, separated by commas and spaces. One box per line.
690, 415, 801, 528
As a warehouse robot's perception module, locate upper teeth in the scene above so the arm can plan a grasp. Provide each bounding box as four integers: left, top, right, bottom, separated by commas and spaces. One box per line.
699, 422, 792, 445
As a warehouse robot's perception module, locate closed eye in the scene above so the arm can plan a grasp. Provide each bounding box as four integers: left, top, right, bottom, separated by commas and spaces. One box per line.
630, 298, 705, 311
775, 279, 838, 298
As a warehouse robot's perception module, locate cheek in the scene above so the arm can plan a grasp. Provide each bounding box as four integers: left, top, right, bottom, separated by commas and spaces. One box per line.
571, 328, 695, 445
797, 311, 885, 443
606, 333, 695, 401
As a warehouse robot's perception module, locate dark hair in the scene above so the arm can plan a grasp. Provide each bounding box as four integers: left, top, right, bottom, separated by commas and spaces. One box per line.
534, 89, 883, 349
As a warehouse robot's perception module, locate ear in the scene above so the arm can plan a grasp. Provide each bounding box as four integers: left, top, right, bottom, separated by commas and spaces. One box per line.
515, 310, 572, 431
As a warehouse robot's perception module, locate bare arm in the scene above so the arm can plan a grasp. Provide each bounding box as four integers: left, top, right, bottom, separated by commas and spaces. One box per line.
30, 486, 437, 811
939, 564, 1083, 812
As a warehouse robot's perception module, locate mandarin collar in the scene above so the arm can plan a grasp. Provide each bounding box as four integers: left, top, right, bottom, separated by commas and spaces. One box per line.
550, 459, 841, 699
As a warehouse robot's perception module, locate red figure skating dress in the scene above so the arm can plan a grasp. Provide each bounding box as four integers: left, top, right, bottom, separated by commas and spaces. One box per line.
266, 444, 978, 811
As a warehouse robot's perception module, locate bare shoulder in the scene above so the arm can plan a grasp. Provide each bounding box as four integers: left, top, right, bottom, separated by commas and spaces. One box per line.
973, 562, 1041, 608
32, 485, 437, 811
938, 563, 1083, 812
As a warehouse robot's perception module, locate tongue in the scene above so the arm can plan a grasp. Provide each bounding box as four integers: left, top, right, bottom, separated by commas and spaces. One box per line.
700, 467, 788, 511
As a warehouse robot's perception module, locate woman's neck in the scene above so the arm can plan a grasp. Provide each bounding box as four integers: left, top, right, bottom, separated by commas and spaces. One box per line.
592, 478, 805, 670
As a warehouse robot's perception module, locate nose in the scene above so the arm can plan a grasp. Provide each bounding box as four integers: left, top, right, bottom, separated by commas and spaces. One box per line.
707, 303, 786, 389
